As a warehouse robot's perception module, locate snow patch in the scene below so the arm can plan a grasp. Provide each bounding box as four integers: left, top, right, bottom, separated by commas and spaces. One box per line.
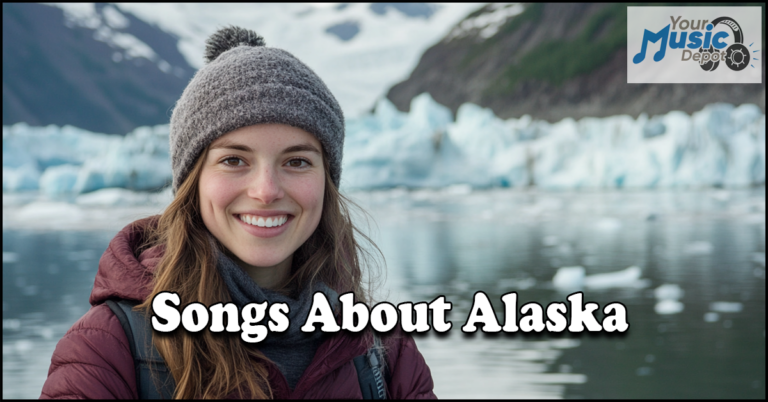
447, 3, 525, 40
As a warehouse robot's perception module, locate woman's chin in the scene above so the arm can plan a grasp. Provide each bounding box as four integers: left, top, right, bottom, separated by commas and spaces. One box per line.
235, 252, 289, 269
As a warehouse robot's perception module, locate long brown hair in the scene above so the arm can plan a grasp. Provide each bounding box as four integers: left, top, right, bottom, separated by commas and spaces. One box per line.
137, 145, 382, 399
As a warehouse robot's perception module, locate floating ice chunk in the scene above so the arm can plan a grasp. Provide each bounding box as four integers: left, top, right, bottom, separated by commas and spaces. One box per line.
709, 301, 743, 313
584, 266, 648, 290
15, 339, 33, 353
552, 266, 585, 291
683, 241, 713, 255
655, 299, 684, 315
654, 283, 684, 300
2, 252, 19, 263
704, 312, 720, 322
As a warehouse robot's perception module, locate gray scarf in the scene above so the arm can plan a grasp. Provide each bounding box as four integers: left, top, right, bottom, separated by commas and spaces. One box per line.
215, 249, 338, 390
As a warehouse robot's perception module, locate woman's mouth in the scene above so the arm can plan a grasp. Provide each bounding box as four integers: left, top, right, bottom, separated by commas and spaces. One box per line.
238, 214, 289, 228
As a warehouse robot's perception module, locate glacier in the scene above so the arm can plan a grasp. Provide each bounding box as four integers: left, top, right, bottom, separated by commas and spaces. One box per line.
3, 94, 765, 197
342, 94, 764, 190
3, 123, 171, 194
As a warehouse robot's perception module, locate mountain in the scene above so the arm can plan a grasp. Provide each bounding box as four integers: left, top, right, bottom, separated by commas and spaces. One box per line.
2, 3, 482, 134
113, 3, 481, 118
2, 3, 195, 135
386, 3, 766, 121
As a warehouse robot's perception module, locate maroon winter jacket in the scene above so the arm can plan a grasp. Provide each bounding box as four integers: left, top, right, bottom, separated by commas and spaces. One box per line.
40, 217, 436, 399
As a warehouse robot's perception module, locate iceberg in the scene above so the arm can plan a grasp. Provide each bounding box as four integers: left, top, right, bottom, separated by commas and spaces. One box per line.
709, 301, 743, 313
552, 266, 585, 291
655, 299, 684, 315
2, 95, 765, 196
583, 266, 648, 290
3, 123, 171, 196
654, 284, 684, 300
341, 96, 764, 190
553, 265, 649, 291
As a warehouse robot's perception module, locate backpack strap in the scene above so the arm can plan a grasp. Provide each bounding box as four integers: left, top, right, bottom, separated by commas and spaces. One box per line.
353, 334, 388, 399
105, 299, 175, 399
107, 299, 387, 399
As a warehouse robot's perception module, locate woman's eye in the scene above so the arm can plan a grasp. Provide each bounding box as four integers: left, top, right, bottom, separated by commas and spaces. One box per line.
287, 158, 310, 168
222, 157, 244, 167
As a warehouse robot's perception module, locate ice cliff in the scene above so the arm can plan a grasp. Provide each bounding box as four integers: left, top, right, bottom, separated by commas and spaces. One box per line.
3, 94, 764, 195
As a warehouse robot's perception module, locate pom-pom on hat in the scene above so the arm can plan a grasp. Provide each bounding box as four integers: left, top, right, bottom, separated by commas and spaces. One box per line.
170, 26, 345, 192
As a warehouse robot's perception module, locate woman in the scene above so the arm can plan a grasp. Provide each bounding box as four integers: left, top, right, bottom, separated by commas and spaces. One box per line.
40, 26, 435, 399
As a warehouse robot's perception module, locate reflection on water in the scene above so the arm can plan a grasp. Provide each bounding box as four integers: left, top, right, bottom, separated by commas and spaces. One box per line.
3, 188, 765, 398
352, 188, 765, 399
3, 230, 114, 399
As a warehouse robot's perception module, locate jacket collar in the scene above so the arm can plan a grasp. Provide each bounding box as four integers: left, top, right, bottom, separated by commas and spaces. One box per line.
90, 216, 159, 306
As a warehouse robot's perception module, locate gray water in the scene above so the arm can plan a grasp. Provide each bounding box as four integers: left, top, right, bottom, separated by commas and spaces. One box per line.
3, 188, 765, 398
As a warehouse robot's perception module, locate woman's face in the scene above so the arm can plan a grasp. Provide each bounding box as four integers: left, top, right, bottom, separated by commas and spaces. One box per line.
199, 124, 325, 285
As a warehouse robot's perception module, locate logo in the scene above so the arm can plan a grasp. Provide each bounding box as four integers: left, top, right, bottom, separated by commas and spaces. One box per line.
627, 7, 761, 83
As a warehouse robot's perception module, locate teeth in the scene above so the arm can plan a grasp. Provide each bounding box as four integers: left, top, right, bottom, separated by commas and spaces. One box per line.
240, 214, 288, 228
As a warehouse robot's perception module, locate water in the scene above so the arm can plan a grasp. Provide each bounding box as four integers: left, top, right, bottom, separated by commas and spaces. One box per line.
3, 188, 765, 398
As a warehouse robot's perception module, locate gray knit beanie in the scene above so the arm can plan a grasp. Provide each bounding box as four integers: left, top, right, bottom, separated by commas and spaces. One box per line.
170, 26, 345, 192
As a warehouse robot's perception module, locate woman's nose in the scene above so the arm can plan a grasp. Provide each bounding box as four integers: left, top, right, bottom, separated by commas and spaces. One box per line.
247, 166, 284, 204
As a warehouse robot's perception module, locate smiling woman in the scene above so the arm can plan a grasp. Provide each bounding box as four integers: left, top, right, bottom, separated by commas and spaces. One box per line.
40, 26, 436, 399
200, 124, 326, 289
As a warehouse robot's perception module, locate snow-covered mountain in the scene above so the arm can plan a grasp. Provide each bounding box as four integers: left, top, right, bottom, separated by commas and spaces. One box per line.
4, 2, 482, 133
110, 3, 482, 117
3, 3, 195, 134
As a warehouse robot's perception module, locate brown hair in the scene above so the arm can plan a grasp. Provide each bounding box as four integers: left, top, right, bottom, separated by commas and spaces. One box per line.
137, 146, 381, 399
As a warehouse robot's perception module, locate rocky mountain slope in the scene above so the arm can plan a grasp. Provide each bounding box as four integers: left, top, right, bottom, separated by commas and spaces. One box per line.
2, 3, 195, 135
3, 3, 481, 134
386, 3, 765, 121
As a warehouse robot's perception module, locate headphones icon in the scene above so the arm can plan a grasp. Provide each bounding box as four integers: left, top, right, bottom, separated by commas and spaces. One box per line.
699, 16, 749, 72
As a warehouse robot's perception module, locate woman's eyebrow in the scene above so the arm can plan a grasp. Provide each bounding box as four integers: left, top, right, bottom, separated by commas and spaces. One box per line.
209, 140, 252, 152
283, 144, 321, 154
